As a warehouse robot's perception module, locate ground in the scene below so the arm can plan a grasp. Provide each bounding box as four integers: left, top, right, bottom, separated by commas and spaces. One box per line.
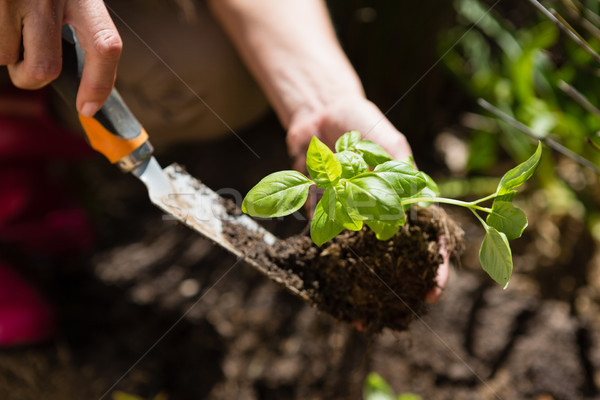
0, 114, 599, 400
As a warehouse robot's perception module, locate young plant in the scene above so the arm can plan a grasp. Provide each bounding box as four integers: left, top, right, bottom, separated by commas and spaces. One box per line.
242, 131, 542, 288
363, 372, 422, 400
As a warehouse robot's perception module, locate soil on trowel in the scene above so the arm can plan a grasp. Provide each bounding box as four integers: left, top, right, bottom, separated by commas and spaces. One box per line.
223, 205, 464, 333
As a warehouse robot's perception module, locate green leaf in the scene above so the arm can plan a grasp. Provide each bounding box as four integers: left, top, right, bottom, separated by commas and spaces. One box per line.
399, 171, 440, 209
479, 226, 513, 288
397, 395, 422, 400
363, 373, 395, 400
366, 220, 400, 241
311, 200, 344, 246
335, 130, 361, 152
356, 140, 393, 167
306, 136, 342, 188
497, 142, 542, 195
421, 172, 440, 196
486, 201, 528, 240
373, 161, 426, 197
242, 171, 313, 218
346, 173, 405, 224
320, 186, 363, 231
495, 190, 517, 203
335, 150, 368, 179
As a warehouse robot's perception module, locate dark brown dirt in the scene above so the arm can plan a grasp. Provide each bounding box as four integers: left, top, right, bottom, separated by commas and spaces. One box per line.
1, 115, 600, 400
6, 3, 598, 399
223, 205, 463, 333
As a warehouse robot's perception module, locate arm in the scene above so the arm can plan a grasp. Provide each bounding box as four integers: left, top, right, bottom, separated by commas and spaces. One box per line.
206, 0, 412, 169
208, 0, 447, 304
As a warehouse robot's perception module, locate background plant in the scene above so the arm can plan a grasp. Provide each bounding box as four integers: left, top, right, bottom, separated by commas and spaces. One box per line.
363, 372, 422, 400
442, 0, 600, 232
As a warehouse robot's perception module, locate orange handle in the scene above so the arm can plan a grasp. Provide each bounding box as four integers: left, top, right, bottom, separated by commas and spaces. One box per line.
78, 115, 149, 163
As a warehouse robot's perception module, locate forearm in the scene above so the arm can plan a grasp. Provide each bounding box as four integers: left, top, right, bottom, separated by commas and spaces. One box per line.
207, 0, 365, 129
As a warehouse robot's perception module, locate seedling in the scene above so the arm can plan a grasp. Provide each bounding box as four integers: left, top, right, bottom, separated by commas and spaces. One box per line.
242, 131, 542, 288
363, 372, 422, 400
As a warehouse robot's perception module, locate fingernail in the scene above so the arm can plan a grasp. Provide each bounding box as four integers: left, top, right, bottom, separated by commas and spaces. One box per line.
80, 102, 100, 117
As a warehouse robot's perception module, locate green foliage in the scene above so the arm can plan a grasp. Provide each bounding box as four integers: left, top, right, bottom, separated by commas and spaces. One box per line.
444, 0, 600, 196
440, 0, 600, 279
496, 142, 543, 195
479, 226, 513, 288
306, 136, 342, 187
366, 220, 400, 241
241, 170, 312, 218
486, 201, 528, 240
112, 392, 167, 400
242, 132, 542, 287
336, 150, 368, 178
363, 373, 422, 400
335, 129, 361, 152
311, 200, 344, 245
321, 186, 363, 232
373, 161, 427, 197
345, 174, 404, 223
356, 140, 394, 167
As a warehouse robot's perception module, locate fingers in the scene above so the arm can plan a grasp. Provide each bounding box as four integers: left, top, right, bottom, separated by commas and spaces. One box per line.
424, 262, 449, 304
2, 0, 122, 117
6, 1, 64, 89
425, 235, 450, 304
65, 0, 122, 116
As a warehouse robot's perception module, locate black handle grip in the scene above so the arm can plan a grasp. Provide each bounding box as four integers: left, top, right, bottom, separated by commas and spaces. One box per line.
51, 25, 152, 170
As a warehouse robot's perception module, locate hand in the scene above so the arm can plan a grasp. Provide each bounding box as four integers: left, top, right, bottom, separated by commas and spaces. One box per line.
1, 0, 122, 117
286, 96, 448, 304
286, 96, 412, 172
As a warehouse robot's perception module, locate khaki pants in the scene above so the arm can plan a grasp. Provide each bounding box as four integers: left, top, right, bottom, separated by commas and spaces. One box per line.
54, 0, 270, 149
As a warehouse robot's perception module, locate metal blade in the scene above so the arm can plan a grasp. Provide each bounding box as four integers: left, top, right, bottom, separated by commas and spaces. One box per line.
132, 157, 173, 202
132, 158, 277, 257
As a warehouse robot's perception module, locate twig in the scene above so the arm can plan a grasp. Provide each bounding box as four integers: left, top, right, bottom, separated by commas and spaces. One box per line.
558, 80, 600, 118
584, 8, 600, 27
527, 0, 600, 65
586, 137, 600, 152
560, 0, 600, 41
477, 98, 600, 175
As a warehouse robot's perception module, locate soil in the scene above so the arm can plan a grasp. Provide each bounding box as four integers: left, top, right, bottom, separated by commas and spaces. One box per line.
1, 115, 600, 400
223, 204, 462, 333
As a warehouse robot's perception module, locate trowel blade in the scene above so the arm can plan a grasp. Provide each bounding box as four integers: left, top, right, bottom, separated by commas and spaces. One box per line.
132, 158, 277, 257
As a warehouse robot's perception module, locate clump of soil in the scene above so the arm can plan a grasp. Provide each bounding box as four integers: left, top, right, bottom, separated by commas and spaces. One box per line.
224, 206, 464, 333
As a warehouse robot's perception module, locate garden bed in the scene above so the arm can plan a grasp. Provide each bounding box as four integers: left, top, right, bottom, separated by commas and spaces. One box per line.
0, 116, 598, 399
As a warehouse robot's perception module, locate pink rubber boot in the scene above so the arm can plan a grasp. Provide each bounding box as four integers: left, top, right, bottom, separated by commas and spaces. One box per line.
0, 261, 55, 346
0, 88, 95, 346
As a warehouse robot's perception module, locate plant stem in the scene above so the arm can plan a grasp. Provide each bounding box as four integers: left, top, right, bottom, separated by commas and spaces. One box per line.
470, 193, 497, 205
401, 197, 492, 214
470, 207, 488, 228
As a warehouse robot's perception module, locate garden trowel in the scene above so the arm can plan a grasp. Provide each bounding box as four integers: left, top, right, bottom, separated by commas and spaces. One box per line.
51, 26, 279, 271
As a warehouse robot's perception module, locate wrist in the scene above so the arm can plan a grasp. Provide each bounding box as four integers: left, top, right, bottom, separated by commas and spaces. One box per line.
286, 96, 414, 166
287, 92, 366, 132
278, 77, 365, 130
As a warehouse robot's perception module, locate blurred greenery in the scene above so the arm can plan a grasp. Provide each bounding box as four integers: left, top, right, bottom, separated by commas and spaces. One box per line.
442, 0, 600, 227
363, 373, 422, 400
112, 391, 167, 400
326, 1, 600, 239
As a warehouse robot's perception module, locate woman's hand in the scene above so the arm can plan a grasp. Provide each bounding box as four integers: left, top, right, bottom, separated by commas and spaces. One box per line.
286, 96, 449, 304
209, 0, 448, 304
286, 96, 412, 172
0, 0, 122, 116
